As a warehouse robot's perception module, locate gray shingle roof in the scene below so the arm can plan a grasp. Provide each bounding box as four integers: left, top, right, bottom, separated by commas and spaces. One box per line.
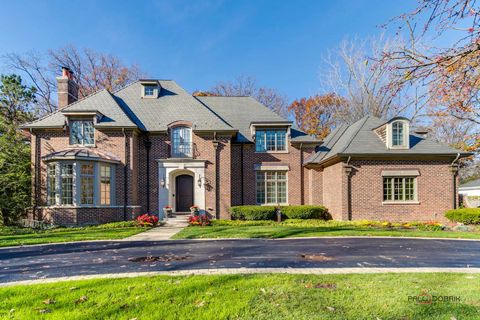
460, 178, 480, 189
196, 96, 318, 143
306, 115, 470, 165
113, 81, 233, 132
22, 89, 136, 129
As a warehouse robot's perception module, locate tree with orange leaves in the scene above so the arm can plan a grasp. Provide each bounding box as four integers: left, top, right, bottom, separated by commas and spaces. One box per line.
288, 94, 346, 139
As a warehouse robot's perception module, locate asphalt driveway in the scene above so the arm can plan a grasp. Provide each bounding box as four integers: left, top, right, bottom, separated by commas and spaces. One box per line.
1, 237, 479, 283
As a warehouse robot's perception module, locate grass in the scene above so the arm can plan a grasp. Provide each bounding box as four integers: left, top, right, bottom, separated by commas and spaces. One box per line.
0, 221, 151, 247
0, 273, 479, 319
173, 219, 480, 240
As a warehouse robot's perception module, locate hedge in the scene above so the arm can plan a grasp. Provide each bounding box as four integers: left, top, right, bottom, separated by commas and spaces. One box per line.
230, 205, 330, 221
230, 206, 277, 220
281, 205, 330, 220
445, 208, 480, 225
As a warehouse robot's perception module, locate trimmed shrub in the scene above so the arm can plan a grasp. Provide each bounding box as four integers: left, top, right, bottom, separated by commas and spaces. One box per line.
445, 208, 480, 225
281, 205, 330, 220
230, 206, 277, 220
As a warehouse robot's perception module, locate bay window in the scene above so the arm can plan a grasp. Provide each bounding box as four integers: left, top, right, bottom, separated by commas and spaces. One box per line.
255, 129, 287, 152
61, 164, 74, 205
100, 164, 111, 205
47, 164, 57, 205
80, 164, 94, 205
70, 120, 95, 145
46, 161, 114, 206
256, 171, 287, 204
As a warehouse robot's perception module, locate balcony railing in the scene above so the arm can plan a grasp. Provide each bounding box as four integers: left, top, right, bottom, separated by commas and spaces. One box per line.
171, 142, 192, 158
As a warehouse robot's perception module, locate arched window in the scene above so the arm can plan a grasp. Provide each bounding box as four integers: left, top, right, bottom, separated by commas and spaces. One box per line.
172, 126, 192, 157
391, 121, 404, 146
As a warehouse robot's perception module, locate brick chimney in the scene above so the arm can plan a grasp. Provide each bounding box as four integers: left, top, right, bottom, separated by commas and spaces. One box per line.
56, 67, 78, 109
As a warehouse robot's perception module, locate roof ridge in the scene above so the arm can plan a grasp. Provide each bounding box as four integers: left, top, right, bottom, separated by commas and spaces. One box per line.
339, 116, 370, 154
193, 96, 234, 129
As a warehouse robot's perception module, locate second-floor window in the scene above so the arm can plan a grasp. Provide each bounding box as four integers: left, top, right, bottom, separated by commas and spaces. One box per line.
172, 126, 192, 157
70, 120, 94, 145
255, 129, 287, 152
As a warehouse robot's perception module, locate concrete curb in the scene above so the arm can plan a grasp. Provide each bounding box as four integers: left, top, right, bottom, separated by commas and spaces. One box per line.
2, 267, 480, 287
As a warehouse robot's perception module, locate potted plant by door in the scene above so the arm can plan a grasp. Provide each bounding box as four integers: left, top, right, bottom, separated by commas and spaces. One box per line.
163, 205, 173, 218
190, 205, 200, 216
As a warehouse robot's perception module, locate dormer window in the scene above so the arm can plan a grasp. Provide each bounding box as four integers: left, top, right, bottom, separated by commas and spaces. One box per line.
140, 80, 160, 98
385, 117, 410, 149
255, 128, 288, 152
144, 85, 155, 97
392, 121, 404, 146
70, 120, 94, 146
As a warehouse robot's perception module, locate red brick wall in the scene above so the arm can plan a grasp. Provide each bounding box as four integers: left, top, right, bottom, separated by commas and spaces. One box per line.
31, 127, 138, 224
321, 162, 346, 220
348, 159, 455, 223
230, 143, 316, 207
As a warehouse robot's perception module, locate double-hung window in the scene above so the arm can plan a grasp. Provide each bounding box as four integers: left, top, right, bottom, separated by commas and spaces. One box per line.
70, 120, 94, 145
47, 164, 57, 205
80, 164, 94, 205
383, 176, 416, 202
47, 162, 114, 207
256, 171, 287, 204
171, 126, 192, 157
255, 129, 287, 152
100, 164, 111, 205
61, 164, 74, 205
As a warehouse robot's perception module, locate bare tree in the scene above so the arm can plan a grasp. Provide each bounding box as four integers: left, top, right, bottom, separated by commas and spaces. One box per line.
3, 45, 145, 115
194, 75, 290, 118
383, 0, 480, 125
320, 36, 422, 124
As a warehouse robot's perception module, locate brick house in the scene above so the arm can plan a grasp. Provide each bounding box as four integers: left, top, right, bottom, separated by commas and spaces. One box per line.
22, 68, 469, 225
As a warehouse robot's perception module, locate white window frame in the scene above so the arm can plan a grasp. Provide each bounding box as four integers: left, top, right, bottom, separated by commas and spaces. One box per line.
171, 126, 192, 158
255, 128, 288, 153
382, 176, 418, 204
255, 171, 288, 205
69, 120, 95, 146
46, 161, 115, 207
386, 120, 409, 149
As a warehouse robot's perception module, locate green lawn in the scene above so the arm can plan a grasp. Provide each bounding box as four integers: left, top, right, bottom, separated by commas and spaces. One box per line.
0, 222, 150, 247
0, 273, 478, 319
173, 219, 480, 240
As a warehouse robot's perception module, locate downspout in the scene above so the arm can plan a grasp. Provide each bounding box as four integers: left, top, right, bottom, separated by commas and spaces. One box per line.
240, 143, 244, 205
451, 153, 460, 209
213, 131, 220, 219
345, 156, 352, 221
123, 128, 128, 221
144, 134, 152, 213
300, 143, 304, 205
32, 129, 39, 220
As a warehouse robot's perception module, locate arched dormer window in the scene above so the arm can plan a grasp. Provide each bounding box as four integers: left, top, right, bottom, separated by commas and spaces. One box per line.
171, 126, 192, 158
392, 121, 404, 146
387, 117, 410, 149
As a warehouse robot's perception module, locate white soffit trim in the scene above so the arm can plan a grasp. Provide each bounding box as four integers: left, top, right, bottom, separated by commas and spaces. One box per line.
254, 163, 290, 171
381, 170, 420, 177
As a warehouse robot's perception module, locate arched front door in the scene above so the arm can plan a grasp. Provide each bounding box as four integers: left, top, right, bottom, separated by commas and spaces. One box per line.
175, 174, 194, 212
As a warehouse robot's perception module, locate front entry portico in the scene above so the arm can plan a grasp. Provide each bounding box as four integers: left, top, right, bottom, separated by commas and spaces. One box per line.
157, 159, 206, 218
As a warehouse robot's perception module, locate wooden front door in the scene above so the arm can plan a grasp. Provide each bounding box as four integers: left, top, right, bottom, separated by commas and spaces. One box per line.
175, 174, 194, 212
